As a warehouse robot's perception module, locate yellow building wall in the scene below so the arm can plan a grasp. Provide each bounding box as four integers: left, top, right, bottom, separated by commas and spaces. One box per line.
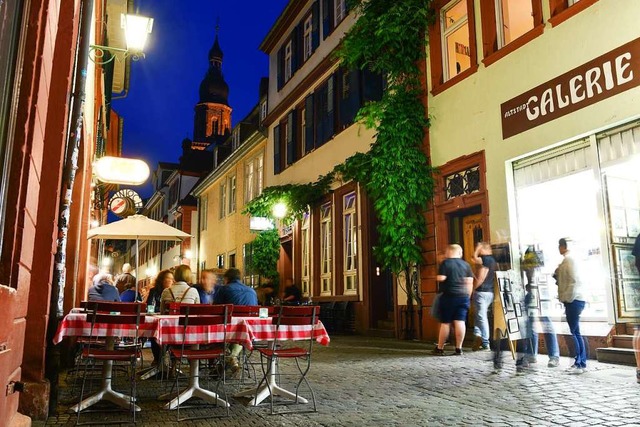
199, 140, 266, 273
427, 0, 640, 243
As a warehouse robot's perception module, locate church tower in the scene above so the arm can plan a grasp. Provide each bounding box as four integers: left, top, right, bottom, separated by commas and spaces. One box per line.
192, 26, 232, 150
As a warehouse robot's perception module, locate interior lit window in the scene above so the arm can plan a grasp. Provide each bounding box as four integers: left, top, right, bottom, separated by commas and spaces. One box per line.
496, 0, 534, 47
301, 212, 311, 296
441, 0, 471, 81
320, 203, 333, 295
343, 192, 357, 293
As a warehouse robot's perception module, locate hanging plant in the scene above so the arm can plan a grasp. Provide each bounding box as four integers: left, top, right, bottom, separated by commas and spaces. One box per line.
248, 228, 281, 287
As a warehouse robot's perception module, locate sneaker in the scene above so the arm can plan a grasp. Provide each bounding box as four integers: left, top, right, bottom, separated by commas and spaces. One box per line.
431, 347, 445, 356
547, 358, 560, 368
454, 348, 463, 356
477, 344, 491, 351
568, 367, 586, 375
515, 358, 529, 374
526, 356, 537, 364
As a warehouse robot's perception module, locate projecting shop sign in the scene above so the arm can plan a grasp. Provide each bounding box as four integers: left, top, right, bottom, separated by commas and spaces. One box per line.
501, 37, 640, 139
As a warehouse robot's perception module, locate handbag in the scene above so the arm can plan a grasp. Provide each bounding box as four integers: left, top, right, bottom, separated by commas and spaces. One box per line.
430, 293, 443, 320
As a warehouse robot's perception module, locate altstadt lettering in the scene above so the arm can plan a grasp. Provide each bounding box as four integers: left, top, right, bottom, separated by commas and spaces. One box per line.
501, 38, 640, 139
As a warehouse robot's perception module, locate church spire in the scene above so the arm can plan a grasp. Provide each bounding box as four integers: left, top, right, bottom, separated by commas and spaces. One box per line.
209, 17, 223, 69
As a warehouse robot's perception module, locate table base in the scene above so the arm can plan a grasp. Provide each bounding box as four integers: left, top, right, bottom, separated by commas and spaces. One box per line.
234, 359, 308, 406
71, 360, 140, 413
161, 360, 229, 410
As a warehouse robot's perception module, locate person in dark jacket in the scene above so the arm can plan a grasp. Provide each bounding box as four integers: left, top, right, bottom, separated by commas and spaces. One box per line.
194, 269, 220, 305
145, 269, 174, 313
88, 273, 120, 302
120, 282, 142, 302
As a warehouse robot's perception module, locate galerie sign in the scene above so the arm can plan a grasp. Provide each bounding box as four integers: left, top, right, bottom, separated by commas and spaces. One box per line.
501, 38, 640, 139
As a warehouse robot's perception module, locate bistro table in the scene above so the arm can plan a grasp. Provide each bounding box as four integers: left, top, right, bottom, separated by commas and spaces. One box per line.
233, 317, 330, 406
53, 312, 158, 412
154, 315, 255, 410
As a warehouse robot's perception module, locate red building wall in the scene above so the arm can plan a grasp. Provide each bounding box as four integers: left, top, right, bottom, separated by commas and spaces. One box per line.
0, 0, 82, 423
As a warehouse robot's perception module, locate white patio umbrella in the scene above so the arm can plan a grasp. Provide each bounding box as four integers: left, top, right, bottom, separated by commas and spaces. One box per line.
87, 214, 191, 297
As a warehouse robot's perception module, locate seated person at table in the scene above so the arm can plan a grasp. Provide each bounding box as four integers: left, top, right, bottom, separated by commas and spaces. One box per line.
144, 269, 174, 366
283, 280, 302, 305
119, 281, 142, 302
257, 283, 275, 306
88, 273, 120, 302
160, 265, 200, 314
215, 268, 259, 375
193, 269, 221, 305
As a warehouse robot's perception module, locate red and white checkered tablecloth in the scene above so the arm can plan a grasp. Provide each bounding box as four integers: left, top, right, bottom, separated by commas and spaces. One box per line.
154, 315, 253, 348
52, 313, 158, 344
241, 317, 331, 347
54, 313, 331, 349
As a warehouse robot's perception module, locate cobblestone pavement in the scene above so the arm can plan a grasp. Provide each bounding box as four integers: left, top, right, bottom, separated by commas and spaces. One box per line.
39, 336, 640, 426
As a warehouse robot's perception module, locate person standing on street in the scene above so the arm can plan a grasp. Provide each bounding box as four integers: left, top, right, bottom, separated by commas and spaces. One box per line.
471, 242, 496, 351
115, 263, 136, 294
433, 244, 474, 356
555, 238, 587, 374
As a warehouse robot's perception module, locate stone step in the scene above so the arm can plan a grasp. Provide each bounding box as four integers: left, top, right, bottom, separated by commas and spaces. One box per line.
612, 334, 634, 349
367, 328, 396, 339
596, 347, 637, 366
376, 319, 396, 330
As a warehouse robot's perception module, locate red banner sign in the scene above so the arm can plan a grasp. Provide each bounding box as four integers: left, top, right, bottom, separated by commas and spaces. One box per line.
501, 38, 640, 139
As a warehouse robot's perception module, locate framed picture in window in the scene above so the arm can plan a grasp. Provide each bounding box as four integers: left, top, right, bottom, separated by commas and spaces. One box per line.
539, 301, 552, 316
611, 208, 627, 237
626, 209, 640, 237
514, 303, 522, 317
621, 279, 640, 314
508, 317, 519, 334
617, 247, 640, 280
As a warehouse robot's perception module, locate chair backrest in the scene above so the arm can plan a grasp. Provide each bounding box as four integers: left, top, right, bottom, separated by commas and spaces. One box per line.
179, 304, 231, 316
83, 301, 147, 314
271, 305, 320, 352
233, 305, 277, 317
177, 304, 233, 351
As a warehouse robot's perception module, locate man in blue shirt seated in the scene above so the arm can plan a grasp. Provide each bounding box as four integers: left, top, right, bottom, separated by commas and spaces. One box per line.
194, 269, 220, 305
215, 268, 258, 306
214, 268, 258, 375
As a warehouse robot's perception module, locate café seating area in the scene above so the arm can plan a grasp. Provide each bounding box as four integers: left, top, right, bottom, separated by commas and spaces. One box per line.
54, 301, 330, 424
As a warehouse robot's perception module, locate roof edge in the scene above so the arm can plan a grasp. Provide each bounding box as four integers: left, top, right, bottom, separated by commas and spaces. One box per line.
259, 0, 306, 53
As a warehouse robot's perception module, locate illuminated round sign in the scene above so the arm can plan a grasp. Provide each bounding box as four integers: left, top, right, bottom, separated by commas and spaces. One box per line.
109, 189, 143, 218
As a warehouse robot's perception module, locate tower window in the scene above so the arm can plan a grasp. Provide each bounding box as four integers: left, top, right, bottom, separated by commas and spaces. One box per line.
212, 119, 219, 136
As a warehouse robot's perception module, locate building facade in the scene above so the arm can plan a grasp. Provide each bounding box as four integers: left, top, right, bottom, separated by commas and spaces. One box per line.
423, 0, 640, 342
261, 0, 392, 334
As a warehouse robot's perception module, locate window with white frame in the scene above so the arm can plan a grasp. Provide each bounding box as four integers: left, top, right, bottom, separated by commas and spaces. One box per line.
260, 101, 267, 123
301, 212, 311, 296
228, 175, 237, 214
334, 0, 347, 27
343, 192, 357, 293
320, 202, 333, 295
441, 0, 470, 82
232, 129, 240, 150
219, 181, 227, 219
256, 154, 264, 196
300, 106, 307, 156
303, 14, 313, 61
495, 0, 534, 48
568, 0, 581, 5
284, 40, 293, 82
217, 254, 225, 269
200, 195, 208, 231
245, 160, 255, 203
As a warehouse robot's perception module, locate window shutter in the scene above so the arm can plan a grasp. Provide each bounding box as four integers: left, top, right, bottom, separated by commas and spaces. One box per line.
322, 0, 334, 40
277, 47, 284, 90
362, 68, 383, 103
311, 1, 320, 51
305, 94, 315, 153
290, 28, 299, 73
273, 124, 282, 174
315, 83, 325, 145
286, 110, 297, 165
340, 69, 361, 128
326, 74, 335, 141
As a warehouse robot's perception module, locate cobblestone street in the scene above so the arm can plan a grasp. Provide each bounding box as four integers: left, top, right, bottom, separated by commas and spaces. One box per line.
41, 336, 640, 427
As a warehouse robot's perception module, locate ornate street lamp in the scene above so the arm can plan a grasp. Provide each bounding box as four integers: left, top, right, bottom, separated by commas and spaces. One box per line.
90, 13, 154, 64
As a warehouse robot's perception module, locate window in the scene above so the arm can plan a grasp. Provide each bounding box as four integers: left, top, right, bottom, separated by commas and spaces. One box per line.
219, 181, 227, 219
334, 0, 347, 27
217, 254, 225, 269
212, 119, 219, 136
256, 154, 264, 196
301, 212, 311, 296
243, 243, 259, 286
260, 100, 267, 123
228, 252, 236, 268
200, 195, 208, 231
568, 0, 581, 4
284, 40, 293, 82
303, 15, 313, 61
232, 129, 240, 150
286, 110, 297, 165
300, 105, 307, 156
441, 0, 471, 81
320, 202, 333, 295
495, 0, 534, 47
343, 192, 357, 293
245, 160, 255, 203
228, 175, 237, 213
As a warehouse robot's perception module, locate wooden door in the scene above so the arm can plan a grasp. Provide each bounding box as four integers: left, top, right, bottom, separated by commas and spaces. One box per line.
461, 213, 484, 263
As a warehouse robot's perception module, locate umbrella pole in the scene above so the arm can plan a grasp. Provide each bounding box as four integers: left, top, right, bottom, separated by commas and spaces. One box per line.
136, 237, 140, 300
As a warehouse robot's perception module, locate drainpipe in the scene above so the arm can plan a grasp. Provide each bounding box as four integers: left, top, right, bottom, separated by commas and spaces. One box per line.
44, 0, 94, 414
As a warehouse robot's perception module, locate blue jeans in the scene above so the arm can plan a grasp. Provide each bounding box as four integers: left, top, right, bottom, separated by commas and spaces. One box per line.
564, 300, 587, 368
473, 291, 493, 346
526, 316, 560, 359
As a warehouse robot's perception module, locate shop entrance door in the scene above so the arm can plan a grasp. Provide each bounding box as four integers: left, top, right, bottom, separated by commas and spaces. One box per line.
448, 207, 484, 263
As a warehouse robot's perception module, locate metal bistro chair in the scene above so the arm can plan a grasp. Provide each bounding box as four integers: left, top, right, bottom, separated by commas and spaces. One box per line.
77, 301, 146, 425
255, 305, 320, 415
169, 303, 233, 421
232, 305, 278, 385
